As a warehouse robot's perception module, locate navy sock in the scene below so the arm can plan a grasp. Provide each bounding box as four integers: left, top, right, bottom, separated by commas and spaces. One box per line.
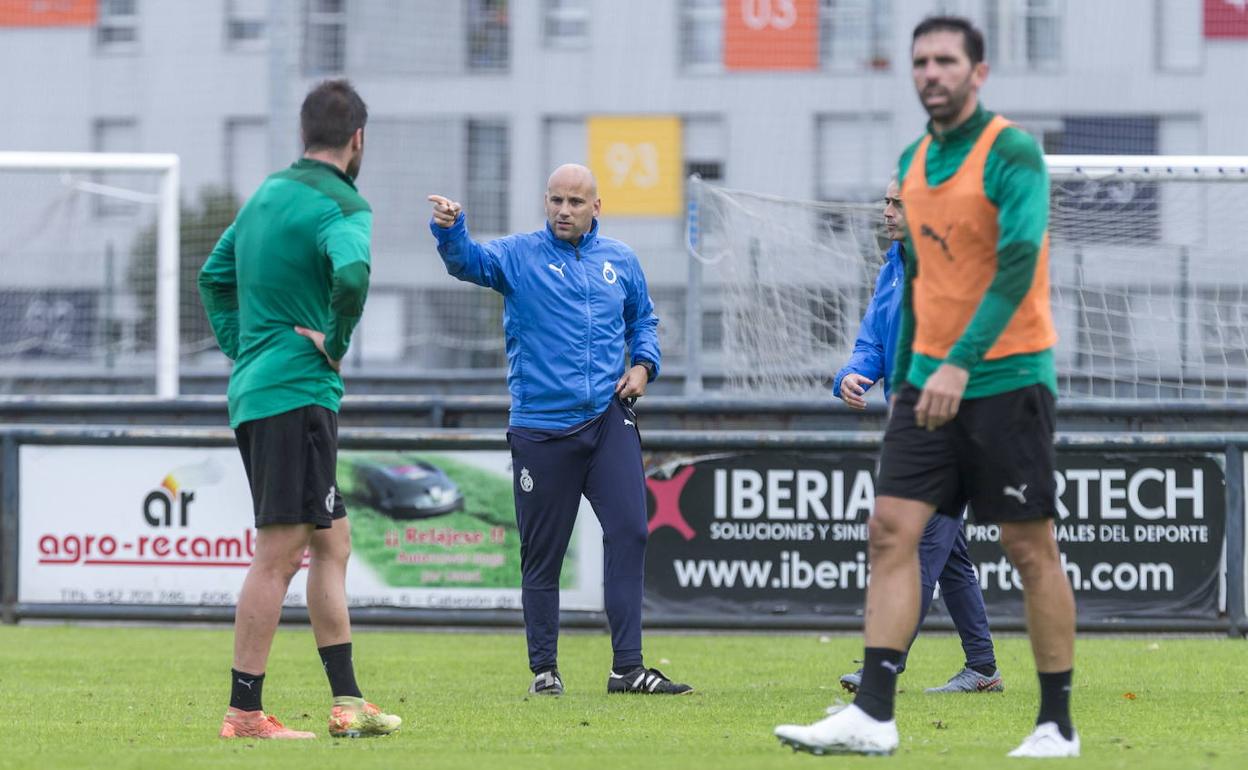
1037, 669, 1074, 740
318, 643, 363, 699
229, 669, 264, 712
971, 661, 998, 677
853, 647, 903, 722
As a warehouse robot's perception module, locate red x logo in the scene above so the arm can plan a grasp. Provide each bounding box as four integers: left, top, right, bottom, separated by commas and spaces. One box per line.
646, 466, 697, 541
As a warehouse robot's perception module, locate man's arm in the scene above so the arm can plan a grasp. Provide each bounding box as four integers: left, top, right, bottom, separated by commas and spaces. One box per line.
319, 209, 372, 363
944, 127, 1049, 370
833, 266, 890, 398
428, 196, 511, 293
197, 223, 240, 360
623, 252, 661, 380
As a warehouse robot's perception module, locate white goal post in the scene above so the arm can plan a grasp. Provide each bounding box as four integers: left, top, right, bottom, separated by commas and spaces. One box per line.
686, 155, 1248, 401
0, 152, 180, 397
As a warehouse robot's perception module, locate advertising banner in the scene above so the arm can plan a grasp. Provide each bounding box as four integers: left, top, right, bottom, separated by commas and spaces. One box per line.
643, 451, 1226, 621
19, 446, 603, 611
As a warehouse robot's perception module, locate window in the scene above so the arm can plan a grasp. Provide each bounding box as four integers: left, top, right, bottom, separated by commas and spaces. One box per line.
982, 0, 1062, 71
465, 120, 510, 234
1156, 0, 1201, 72
1010, 115, 1064, 154
467, 0, 509, 72
684, 117, 726, 183
685, 160, 724, 182
361, 118, 462, 264
305, 0, 346, 74
815, 114, 892, 266
543, 0, 589, 48
92, 118, 140, 217
542, 117, 586, 181
1026, 115, 1161, 244
97, 0, 139, 52
680, 0, 723, 72
226, 0, 267, 49
821, 0, 891, 71
816, 114, 893, 201
225, 118, 268, 201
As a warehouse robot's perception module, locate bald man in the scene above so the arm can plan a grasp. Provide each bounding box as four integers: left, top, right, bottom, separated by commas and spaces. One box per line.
428, 165, 691, 697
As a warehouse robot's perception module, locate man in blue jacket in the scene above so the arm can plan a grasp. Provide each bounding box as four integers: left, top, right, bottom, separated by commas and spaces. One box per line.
831, 179, 1003, 694
428, 164, 692, 697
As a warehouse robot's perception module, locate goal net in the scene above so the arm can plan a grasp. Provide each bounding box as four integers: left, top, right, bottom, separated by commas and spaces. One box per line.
0, 152, 180, 397
688, 156, 1248, 401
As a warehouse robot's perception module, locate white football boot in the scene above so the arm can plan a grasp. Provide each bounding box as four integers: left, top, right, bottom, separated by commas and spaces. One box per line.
774, 703, 898, 756
1007, 722, 1081, 758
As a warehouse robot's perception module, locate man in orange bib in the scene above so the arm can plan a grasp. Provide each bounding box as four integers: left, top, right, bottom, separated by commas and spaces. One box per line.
775, 16, 1078, 758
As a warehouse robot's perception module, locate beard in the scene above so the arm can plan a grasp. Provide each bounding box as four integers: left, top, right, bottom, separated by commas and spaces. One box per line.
921, 75, 974, 122
345, 147, 363, 180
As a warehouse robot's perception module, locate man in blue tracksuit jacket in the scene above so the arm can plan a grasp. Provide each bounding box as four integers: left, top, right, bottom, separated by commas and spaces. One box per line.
832, 179, 1003, 694
428, 164, 692, 697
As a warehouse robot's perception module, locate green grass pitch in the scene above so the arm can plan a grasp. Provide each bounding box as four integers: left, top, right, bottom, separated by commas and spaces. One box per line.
1, 625, 1244, 769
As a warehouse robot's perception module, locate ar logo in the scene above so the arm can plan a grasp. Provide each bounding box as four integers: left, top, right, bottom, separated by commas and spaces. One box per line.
602, 261, 618, 284
920, 223, 955, 261
519, 467, 534, 493
144, 482, 193, 527
142, 460, 222, 527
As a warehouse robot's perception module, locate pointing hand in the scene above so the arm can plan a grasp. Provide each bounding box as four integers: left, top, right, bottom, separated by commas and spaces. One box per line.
428, 194, 462, 228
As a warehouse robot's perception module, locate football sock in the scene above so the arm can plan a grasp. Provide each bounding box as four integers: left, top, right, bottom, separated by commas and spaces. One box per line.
853, 647, 903, 722
318, 643, 363, 699
971, 661, 998, 677
229, 669, 264, 712
1037, 669, 1074, 740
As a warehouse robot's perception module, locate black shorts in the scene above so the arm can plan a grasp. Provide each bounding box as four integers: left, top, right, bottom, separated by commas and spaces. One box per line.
234, 405, 347, 529
876, 384, 1057, 524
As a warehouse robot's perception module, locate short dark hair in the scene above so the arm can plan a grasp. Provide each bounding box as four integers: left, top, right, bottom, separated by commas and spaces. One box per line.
300, 79, 368, 151
912, 15, 985, 65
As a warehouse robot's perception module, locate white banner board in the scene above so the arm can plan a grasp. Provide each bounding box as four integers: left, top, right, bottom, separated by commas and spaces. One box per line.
19, 446, 603, 611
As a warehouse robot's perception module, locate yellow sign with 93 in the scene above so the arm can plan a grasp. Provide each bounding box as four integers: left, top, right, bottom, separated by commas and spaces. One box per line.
587, 116, 683, 216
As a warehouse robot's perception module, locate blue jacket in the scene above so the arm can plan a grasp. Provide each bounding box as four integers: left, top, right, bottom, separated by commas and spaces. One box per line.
832, 241, 905, 400
431, 214, 661, 429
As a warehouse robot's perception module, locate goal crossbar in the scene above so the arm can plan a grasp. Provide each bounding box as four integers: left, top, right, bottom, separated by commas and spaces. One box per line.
1047, 155, 1248, 181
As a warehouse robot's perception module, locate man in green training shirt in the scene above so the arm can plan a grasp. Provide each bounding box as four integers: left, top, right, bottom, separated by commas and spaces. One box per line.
775, 16, 1078, 758
199, 79, 400, 741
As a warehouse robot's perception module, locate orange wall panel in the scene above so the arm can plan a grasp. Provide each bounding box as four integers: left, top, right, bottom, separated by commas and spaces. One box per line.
0, 0, 97, 27
724, 0, 819, 71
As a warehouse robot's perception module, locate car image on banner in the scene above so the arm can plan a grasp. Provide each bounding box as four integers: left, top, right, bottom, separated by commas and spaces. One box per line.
348, 459, 465, 520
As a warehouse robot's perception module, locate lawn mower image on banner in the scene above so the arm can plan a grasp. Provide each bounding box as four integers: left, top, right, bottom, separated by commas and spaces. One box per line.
349, 460, 465, 520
